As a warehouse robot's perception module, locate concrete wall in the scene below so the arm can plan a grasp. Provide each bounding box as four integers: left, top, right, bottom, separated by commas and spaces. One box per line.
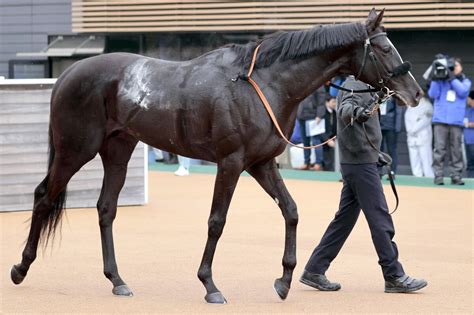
0, 0, 72, 78
0, 80, 147, 211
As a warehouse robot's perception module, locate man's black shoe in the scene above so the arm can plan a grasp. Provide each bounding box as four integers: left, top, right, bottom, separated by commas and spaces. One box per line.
434, 177, 444, 185
299, 270, 341, 291
385, 275, 427, 293
451, 177, 465, 185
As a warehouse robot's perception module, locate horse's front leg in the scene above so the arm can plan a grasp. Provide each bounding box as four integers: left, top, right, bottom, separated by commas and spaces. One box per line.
197, 152, 243, 304
247, 159, 298, 300
96, 135, 137, 296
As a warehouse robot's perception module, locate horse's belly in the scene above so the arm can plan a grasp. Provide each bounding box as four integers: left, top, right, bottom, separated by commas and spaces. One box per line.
122, 106, 216, 161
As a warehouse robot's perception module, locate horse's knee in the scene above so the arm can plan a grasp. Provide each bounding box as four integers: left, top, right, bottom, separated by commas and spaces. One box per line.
284, 203, 298, 226
208, 216, 226, 237
97, 202, 117, 227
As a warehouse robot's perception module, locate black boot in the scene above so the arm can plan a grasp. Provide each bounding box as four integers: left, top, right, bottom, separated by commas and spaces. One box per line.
451, 177, 465, 185
299, 270, 341, 291
385, 275, 427, 293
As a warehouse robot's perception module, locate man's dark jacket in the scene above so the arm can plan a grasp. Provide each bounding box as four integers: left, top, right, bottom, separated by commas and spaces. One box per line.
336, 76, 382, 164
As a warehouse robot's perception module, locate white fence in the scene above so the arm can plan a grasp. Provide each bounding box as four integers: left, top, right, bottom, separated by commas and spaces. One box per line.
0, 79, 147, 211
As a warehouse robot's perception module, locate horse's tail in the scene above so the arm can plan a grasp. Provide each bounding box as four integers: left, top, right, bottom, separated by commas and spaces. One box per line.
37, 124, 67, 246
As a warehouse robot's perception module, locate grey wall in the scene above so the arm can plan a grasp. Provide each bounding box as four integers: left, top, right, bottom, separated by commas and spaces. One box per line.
0, 0, 71, 78
0, 82, 147, 211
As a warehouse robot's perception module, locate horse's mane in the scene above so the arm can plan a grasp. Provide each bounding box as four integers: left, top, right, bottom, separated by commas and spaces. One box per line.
229, 23, 368, 69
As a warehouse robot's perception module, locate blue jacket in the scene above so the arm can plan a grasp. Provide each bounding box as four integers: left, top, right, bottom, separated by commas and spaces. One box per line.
290, 120, 302, 144
428, 77, 472, 126
329, 77, 346, 98
464, 106, 474, 145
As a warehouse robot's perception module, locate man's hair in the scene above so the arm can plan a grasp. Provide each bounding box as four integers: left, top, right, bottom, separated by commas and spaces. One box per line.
469, 90, 474, 99
453, 57, 462, 65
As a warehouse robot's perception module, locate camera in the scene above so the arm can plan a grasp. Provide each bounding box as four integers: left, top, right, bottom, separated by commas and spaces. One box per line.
423, 54, 455, 81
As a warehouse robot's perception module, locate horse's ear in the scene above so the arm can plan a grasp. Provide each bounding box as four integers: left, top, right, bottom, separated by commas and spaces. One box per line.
366, 8, 385, 31
376, 9, 385, 26
367, 8, 377, 21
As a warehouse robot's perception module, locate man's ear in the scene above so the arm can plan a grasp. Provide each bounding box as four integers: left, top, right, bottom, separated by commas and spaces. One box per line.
366, 8, 385, 32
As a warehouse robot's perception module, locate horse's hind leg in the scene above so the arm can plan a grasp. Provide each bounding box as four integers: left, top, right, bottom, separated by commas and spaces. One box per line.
197, 153, 244, 304
97, 132, 138, 296
247, 159, 298, 300
11, 150, 98, 284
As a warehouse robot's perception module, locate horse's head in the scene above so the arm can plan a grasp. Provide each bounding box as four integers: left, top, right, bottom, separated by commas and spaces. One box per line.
354, 9, 422, 107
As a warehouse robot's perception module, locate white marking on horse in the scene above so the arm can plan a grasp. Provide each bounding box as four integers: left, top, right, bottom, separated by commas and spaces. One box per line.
118, 59, 153, 109
387, 38, 418, 106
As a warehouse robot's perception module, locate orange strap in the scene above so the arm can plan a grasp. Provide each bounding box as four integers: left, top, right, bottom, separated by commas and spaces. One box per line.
246, 45, 336, 150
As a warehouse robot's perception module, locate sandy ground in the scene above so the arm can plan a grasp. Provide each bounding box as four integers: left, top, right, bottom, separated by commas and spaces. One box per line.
1, 171, 472, 314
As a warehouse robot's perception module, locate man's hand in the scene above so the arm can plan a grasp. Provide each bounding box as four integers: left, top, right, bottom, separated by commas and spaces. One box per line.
448, 69, 456, 81
355, 107, 371, 123
315, 117, 322, 124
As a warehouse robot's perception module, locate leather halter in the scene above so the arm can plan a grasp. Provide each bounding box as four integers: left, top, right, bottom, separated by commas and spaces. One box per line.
355, 31, 409, 94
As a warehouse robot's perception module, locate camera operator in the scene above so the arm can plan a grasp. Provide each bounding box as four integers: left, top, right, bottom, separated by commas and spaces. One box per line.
428, 57, 472, 185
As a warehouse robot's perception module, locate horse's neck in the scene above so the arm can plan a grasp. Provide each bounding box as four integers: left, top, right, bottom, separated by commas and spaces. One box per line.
273, 54, 349, 101
256, 52, 351, 125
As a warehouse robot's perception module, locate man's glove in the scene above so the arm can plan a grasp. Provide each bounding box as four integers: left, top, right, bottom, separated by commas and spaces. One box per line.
355, 107, 371, 123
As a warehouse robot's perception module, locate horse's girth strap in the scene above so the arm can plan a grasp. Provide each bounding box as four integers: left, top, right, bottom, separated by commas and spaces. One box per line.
246, 45, 336, 150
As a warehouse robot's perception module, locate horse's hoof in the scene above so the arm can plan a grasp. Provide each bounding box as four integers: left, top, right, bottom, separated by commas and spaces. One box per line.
112, 285, 133, 296
274, 278, 290, 300
11, 265, 25, 285
205, 291, 227, 304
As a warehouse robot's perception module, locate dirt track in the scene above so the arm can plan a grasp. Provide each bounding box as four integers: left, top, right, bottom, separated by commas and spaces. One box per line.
1, 171, 472, 313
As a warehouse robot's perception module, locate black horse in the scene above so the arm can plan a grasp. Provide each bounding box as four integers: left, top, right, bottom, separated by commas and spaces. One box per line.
11, 9, 422, 303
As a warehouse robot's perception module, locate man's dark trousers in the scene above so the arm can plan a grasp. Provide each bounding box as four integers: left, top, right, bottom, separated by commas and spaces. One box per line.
305, 163, 405, 280
381, 129, 399, 173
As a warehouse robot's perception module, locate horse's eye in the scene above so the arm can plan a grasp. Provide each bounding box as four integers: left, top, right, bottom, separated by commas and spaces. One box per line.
382, 46, 392, 54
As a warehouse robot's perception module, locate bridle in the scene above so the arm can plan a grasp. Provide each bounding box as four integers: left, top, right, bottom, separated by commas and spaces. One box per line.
355, 31, 412, 96
356, 32, 389, 84
331, 31, 412, 100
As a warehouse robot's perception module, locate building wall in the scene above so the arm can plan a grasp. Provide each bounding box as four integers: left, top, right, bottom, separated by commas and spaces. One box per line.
71, 0, 474, 33
0, 0, 72, 78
